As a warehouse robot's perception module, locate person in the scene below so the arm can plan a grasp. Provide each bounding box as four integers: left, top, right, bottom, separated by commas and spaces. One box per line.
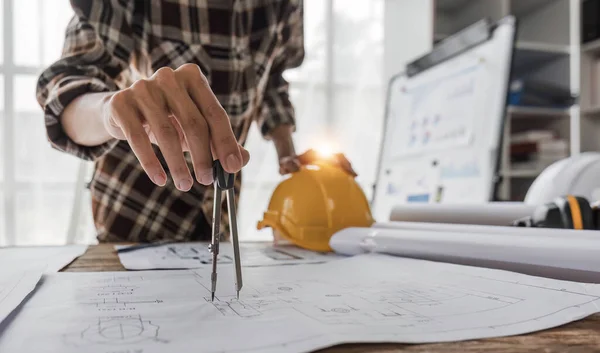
36, 0, 305, 243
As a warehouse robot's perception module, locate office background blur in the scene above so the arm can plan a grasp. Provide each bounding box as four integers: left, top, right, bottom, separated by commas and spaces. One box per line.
1, 0, 593, 246
0, 0, 386, 245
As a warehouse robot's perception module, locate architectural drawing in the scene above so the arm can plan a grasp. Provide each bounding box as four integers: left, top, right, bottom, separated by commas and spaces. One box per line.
2, 255, 600, 353
116, 242, 339, 270
203, 279, 524, 326
167, 245, 233, 264
62, 315, 167, 346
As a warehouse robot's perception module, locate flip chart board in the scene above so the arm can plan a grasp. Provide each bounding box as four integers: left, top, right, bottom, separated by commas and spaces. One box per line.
373, 17, 516, 221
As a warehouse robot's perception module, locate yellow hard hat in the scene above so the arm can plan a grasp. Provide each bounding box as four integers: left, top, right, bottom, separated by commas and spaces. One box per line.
257, 157, 375, 252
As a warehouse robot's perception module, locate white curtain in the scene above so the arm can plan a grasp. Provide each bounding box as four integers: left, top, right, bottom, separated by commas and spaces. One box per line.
0, 0, 385, 245
0, 0, 93, 246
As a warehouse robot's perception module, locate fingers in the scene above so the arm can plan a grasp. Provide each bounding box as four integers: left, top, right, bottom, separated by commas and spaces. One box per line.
108, 91, 167, 186
335, 153, 358, 177
130, 79, 193, 191
239, 145, 250, 167
110, 64, 249, 191
176, 64, 244, 173
153, 67, 214, 185
297, 149, 319, 166
292, 150, 358, 177
279, 156, 301, 175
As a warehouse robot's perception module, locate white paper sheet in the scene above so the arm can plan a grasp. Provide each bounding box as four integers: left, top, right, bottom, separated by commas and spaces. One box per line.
0, 245, 88, 327
2, 253, 600, 353
115, 242, 340, 270
0, 271, 42, 328
0, 245, 89, 273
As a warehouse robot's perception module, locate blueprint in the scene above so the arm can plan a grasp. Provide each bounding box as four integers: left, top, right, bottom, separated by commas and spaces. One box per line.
115, 242, 340, 270
0, 246, 88, 327
1, 253, 600, 353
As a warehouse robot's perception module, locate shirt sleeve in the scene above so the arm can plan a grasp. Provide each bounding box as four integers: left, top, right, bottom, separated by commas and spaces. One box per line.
257, 0, 305, 139
35, 0, 137, 161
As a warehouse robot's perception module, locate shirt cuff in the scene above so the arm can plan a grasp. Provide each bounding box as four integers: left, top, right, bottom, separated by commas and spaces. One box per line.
43, 77, 119, 161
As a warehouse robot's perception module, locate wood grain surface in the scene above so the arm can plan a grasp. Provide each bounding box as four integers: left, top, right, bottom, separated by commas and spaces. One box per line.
63, 245, 600, 353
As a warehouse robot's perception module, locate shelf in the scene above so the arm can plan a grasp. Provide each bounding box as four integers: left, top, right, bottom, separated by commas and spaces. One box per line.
582, 38, 600, 55
582, 106, 600, 116
434, 33, 449, 42
501, 169, 543, 178
435, 0, 475, 13
515, 41, 569, 54
507, 105, 570, 119
513, 41, 569, 73
510, 0, 558, 18
437, 0, 558, 17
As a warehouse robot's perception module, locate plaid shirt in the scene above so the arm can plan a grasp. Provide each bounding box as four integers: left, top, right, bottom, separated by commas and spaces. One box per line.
36, 0, 304, 243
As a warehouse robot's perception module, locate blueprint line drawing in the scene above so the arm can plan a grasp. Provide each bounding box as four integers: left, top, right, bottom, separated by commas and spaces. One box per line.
261, 248, 303, 260
82, 297, 164, 308
168, 245, 234, 264
199, 278, 528, 326
2, 256, 600, 353
62, 315, 168, 346
115, 242, 340, 270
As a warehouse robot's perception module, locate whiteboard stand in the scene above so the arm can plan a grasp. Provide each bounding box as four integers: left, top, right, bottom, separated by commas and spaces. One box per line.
372, 16, 517, 222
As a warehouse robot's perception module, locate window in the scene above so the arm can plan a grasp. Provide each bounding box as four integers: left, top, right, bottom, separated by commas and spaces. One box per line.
0, 0, 385, 245
1, 0, 84, 246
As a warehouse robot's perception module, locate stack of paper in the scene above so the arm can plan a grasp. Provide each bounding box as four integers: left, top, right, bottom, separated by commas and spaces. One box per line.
0, 246, 87, 326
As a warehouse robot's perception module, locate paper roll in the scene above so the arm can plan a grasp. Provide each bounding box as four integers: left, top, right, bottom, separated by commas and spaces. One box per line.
389, 202, 537, 226
329, 226, 600, 283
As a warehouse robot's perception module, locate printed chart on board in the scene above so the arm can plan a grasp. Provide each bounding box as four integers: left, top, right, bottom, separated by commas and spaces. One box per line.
390, 63, 481, 159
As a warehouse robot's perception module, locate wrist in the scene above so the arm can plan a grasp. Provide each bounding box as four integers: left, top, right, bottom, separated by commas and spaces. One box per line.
271, 124, 296, 159
100, 92, 117, 136
62, 91, 116, 146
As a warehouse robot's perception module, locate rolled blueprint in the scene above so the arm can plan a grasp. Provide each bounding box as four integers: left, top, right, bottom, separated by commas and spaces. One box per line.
329, 227, 600, 283
389, 203, 537, 226
373, 221, 600, 239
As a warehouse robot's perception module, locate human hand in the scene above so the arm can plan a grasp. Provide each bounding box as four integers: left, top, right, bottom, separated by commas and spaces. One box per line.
280, 149, 358, 177
279, 155, 302, 174
102, 64, 249, 191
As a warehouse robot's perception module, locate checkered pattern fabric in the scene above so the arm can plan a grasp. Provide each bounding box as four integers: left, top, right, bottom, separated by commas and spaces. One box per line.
36, 0, 304, 242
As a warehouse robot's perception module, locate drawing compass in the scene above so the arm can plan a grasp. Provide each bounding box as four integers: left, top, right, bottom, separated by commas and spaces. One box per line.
209, 160, 243, 301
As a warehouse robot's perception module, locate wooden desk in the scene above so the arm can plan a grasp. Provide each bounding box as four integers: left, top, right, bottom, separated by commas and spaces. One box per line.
63, 245, 600, 353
